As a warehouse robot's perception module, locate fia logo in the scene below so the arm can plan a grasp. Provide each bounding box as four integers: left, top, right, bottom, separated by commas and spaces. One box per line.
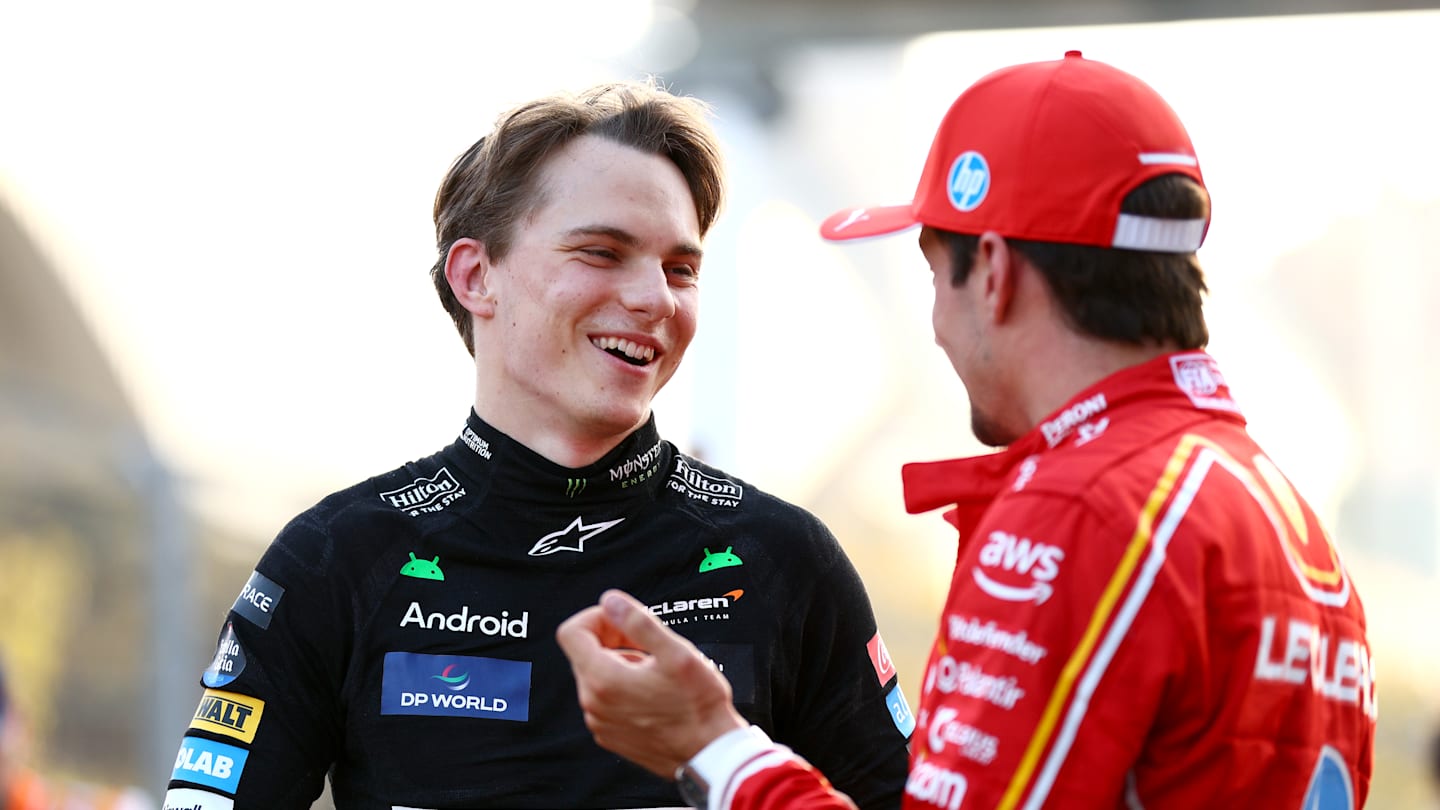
947, 151, 990, 212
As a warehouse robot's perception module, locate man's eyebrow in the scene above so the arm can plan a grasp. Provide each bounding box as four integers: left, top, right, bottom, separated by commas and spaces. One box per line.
563, 226, 703, 260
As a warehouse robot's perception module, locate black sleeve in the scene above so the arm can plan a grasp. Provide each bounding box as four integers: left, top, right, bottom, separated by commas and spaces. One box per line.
774, 520, 912, 810
165, 510, 349, 810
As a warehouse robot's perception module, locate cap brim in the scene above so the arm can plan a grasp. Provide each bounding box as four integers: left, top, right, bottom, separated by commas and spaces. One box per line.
819, 204, 920, 241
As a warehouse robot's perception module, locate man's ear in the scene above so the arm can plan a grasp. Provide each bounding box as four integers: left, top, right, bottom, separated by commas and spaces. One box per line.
976, 231, 1017, 324
444, 237, 498, 318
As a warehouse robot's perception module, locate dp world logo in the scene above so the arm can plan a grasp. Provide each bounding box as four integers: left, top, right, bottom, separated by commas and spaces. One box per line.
948, 151, 990, 212
431, 664, 470, 691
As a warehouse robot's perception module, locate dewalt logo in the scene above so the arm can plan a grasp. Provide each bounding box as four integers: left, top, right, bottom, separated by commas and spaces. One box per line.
189, 689, 265, 744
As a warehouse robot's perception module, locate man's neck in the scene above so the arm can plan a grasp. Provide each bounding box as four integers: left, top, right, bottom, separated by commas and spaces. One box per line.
1017, 331, 1177, 433
472, 403, 641, 469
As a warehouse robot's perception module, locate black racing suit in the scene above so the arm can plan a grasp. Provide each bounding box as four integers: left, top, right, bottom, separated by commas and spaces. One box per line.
165, 411, 913, 809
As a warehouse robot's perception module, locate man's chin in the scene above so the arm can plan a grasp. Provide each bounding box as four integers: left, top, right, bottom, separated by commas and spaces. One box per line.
970, 412, 1020, 449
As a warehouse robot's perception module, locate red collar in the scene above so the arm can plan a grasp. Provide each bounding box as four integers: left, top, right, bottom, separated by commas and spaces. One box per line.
900, 351, 1245, 536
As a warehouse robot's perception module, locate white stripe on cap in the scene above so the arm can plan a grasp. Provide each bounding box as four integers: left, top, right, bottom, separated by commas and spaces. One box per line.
1137, 152, 1198, 167
1111, 214, 1207, 253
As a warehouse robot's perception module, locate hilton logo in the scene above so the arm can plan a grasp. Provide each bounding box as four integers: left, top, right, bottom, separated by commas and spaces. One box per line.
380, 468, 466, 516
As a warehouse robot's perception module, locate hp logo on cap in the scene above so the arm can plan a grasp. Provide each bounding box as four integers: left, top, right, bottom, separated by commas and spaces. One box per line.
947, 151, 990, 212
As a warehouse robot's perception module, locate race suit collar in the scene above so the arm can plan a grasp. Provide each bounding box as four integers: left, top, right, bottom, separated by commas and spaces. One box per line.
448, 409, 672, 504
900, 351, 1246, 535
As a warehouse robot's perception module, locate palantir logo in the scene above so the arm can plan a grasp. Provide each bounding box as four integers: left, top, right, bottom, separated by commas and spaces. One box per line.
971, 530, 1064, 604
947, 151, 990, 212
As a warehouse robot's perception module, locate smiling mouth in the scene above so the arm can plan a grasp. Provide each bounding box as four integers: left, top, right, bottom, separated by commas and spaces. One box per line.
591, 336, 656, 367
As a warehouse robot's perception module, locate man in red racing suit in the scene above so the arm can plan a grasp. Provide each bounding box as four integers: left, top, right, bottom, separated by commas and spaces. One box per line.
557, 52, 1375, 810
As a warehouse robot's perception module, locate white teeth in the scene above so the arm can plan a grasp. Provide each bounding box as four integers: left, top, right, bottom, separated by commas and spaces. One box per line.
591, 336, 655, 363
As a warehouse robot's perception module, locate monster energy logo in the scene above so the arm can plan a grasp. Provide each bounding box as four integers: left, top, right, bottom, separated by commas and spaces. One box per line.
565, 478, 587, 498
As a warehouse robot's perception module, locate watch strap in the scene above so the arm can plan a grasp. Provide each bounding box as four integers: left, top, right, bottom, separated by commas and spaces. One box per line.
674, 725, 775, 808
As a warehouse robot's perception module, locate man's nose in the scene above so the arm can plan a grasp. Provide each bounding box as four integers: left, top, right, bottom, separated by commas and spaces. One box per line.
619, 263, 678, 320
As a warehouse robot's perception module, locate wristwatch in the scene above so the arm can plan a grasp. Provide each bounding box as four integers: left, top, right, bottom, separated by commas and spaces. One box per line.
672, 725, 775, 809
675, 760, 710, 808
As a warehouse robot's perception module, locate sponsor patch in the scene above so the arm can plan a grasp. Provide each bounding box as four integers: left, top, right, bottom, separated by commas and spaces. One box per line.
867, 632, 897, 685
190, 690, 264, 744
667, 457, 744, 507
971, 530, 1064, 605
163, 787, 235, 810
381, 468, 466, 516
398, 553, 445, 581
1302, 745, 1356, 810
698, 546, 743, 572
946, 150, 990, 212
648, 590, 743, 627
1040, 392, 1108, 447
528, 516, 624, 556
1169, 353, 1240, 413
203, 623, 246, 688
927, 706, 998, 764
609, 439, 665, 488
696, 643, 756, 704
906, 759, 967, 810
459, 426, 492, 460
885, 684, 916, 738
172, 736, 248, 795
925, 656, 1025, 710
1251, 453, 1352, 607
400, 601, 530, 637
947, 615, 1048, 665
231, 571, 284, 629
382, 652, 530, 721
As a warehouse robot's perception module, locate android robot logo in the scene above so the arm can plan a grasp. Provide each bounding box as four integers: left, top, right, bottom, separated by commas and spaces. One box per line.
400, 553, 445, 581
698, 547, 743, 573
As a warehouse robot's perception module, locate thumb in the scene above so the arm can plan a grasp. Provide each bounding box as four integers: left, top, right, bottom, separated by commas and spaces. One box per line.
599, 589, 688, 659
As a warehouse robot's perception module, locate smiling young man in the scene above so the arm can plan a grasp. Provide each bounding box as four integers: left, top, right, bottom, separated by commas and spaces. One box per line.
557, 54, 1375, 809
161, 80, 911, 810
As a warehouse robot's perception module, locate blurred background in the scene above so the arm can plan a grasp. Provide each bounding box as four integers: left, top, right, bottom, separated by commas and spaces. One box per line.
3, 0, 1439, 806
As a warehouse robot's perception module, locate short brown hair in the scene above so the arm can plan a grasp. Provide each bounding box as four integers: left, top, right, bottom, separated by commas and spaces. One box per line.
941, 174, 1211, 349
429, 79, 726, 354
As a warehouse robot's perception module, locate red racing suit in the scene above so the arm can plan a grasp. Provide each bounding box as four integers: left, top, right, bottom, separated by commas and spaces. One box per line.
700, 352, 1375, 810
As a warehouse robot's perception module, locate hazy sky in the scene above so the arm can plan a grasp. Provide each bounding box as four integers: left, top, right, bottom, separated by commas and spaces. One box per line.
3, 6, 1438, 558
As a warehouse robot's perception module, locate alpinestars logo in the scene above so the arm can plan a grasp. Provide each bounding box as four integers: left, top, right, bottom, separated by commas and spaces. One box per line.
528, 516, 625, 556
381, 468, 466, 516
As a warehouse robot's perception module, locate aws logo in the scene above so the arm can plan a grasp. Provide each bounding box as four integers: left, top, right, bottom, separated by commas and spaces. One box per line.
189, 690, 264, 744
971, 531, 1064, 605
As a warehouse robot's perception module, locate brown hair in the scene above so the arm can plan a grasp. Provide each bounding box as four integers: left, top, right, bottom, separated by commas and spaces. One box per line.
940, 174, 1211, 349
429, 79, 726, 354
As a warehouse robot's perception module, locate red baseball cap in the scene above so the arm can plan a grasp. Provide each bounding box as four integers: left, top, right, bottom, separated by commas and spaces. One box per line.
820, 51, 1209, 252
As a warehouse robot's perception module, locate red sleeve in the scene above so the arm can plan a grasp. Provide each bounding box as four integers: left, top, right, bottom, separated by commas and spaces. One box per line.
726, 751, 860, 810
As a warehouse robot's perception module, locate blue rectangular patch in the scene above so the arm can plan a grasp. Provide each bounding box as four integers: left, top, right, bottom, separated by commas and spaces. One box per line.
231, 570, 284, 629
382, 652, 530, 722
886, 684, 916, 739
172, 735, 248, 795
